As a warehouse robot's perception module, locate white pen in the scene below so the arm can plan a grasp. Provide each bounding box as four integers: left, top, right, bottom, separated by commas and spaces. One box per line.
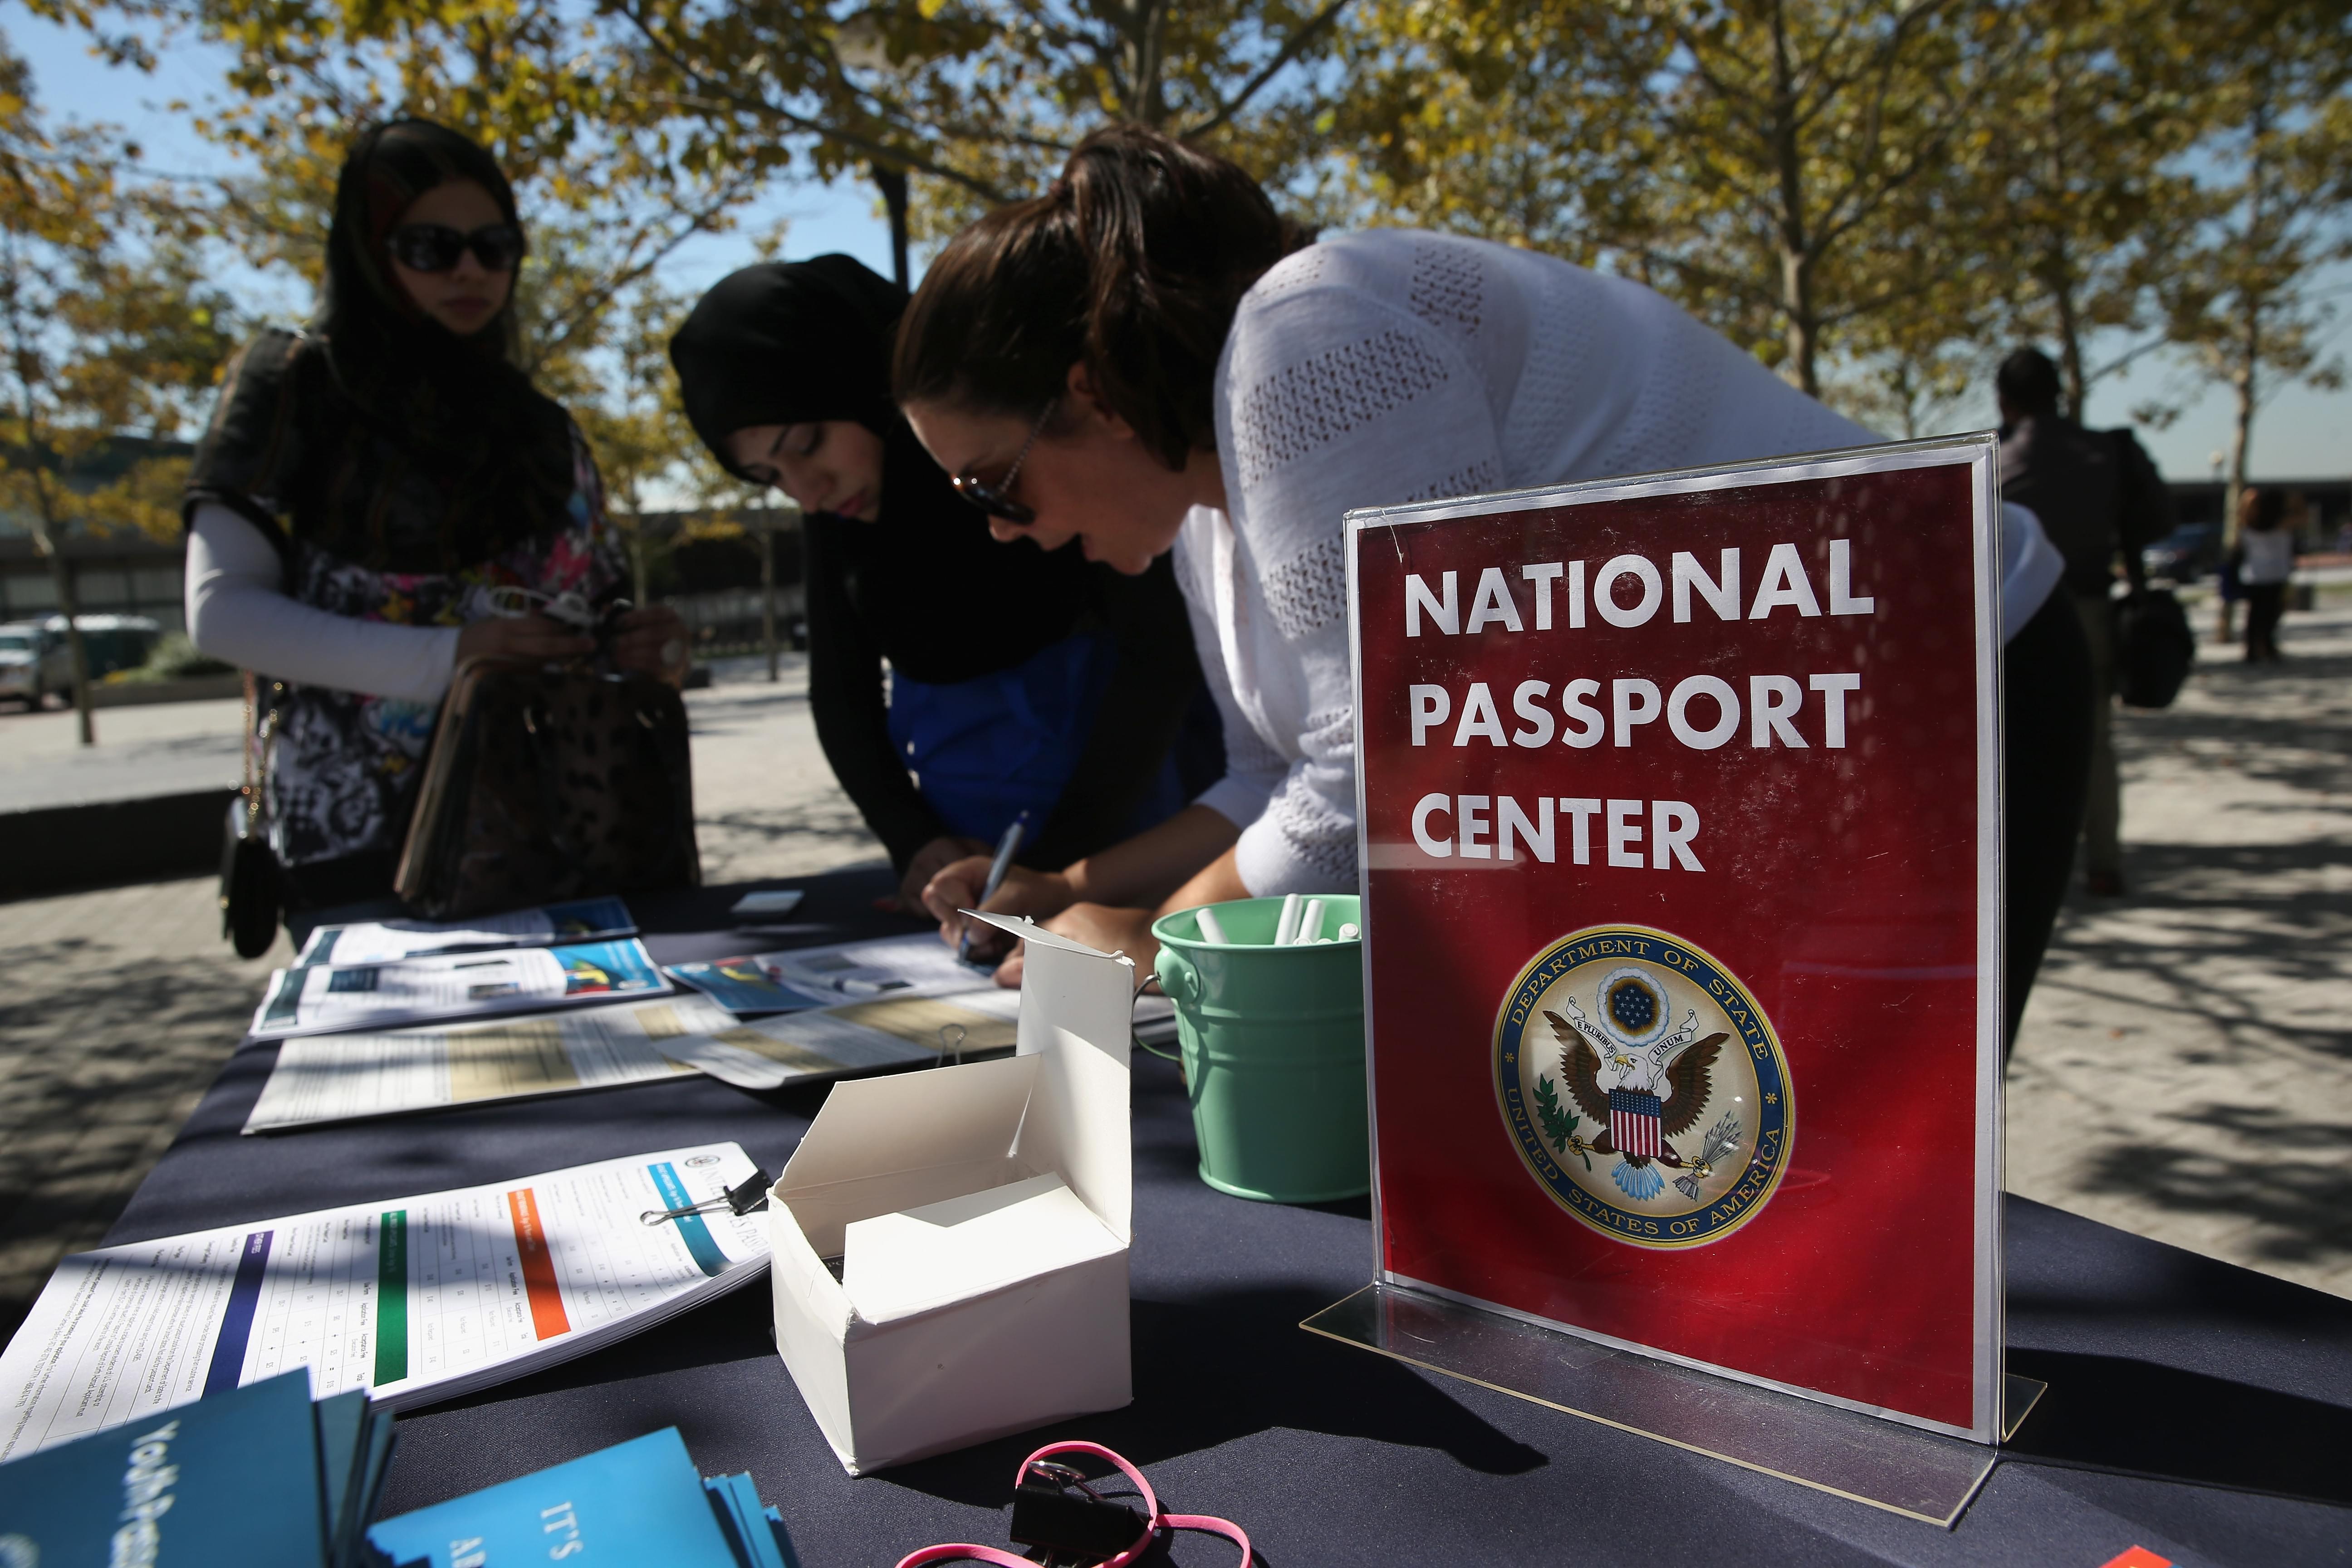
959, 810, 1029, 964
1274, 892, 1303, 946
1296, 898, 1325, 944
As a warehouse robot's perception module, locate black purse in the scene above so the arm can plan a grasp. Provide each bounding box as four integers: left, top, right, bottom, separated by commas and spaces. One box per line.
218, 671, 283, 958
2115, 588, 2196, 709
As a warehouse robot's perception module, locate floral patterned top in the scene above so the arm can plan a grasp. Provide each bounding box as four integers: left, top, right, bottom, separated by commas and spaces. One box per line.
260, 429, 625, 866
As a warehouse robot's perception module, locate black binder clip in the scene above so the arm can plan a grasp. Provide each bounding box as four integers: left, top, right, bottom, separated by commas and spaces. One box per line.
641, 1168, 771, 1227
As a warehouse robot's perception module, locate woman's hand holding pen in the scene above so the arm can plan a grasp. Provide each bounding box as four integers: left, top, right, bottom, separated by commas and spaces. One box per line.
921, 858, 1073, 960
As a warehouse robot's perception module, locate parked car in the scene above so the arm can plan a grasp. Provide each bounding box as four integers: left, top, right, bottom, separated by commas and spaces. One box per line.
2143, 523, 2222, 584
0, 622, 71, 709
40, 613, 161, 679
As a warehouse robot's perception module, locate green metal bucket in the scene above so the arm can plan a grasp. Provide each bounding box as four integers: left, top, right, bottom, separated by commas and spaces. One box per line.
1151, 895, 1369, 1203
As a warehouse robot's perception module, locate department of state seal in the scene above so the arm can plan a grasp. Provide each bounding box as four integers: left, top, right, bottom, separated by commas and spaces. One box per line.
1494, 926, 1792, 1249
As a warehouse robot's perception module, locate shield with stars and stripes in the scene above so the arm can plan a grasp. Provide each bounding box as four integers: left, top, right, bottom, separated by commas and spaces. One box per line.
1608, 1088, 1663, 1159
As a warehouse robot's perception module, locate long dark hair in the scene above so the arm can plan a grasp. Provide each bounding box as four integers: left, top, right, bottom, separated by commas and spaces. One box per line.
893, 124, 1308, 471
316, 119, 573, 557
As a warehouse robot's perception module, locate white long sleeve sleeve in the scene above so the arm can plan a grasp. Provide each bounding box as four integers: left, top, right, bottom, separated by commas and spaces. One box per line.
185, 502, 462, 702
1171, 508, 1293, 838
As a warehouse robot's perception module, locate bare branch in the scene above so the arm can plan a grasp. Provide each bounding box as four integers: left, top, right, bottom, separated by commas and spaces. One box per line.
1181, 0, 1351, 140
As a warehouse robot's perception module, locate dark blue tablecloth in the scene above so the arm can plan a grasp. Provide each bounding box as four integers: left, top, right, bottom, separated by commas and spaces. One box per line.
105, 868, 2352, 1567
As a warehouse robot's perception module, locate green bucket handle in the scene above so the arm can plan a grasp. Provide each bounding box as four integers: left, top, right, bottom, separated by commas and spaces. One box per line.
1154, 947, 1199, 1005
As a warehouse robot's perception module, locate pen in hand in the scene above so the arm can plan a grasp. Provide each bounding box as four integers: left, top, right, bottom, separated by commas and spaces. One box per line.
959, 810, 1029, 965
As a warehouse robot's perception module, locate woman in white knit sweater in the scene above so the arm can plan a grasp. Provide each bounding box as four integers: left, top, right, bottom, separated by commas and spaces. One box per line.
901, 125, 2074, 996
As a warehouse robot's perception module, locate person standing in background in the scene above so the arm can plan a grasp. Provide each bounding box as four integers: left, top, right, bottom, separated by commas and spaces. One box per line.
184, 120, 686, 929
2236, 487, 2297, 663
1997, 348, 2160, 900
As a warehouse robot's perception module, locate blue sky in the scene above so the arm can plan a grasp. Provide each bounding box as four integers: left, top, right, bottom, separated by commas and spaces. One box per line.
15, 5, 2345, 483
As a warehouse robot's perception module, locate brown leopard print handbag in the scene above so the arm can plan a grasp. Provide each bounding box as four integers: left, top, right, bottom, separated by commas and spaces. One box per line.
396, 654, 701, 919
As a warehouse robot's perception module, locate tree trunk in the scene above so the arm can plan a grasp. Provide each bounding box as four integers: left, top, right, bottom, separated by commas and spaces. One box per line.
2044, 62, 2087, 421
2222, 111, 2270, 555
873, 164, 911, 289
2045, 237, 2087, 421
1128, 0, 1172, 126
1768, 0, 1819, 397
2223, 320, 2257, 553
29, 489, 92, 746
1781, 246, 1819, 397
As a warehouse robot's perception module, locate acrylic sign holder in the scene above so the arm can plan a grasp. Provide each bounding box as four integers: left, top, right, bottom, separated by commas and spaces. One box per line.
1319, 436, 2031, 1525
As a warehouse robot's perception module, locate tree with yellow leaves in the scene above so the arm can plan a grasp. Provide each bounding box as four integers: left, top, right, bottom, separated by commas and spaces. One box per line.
0, 42, 239, 743
1332, 0, 2026, 402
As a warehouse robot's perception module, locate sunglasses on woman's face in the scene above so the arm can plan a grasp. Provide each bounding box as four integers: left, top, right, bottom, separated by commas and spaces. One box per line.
388, 222, 526, 274
951, 398, 1058, 525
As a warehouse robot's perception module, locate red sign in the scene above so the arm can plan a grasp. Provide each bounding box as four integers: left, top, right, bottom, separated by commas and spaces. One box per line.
1347, 439, 2004, 1440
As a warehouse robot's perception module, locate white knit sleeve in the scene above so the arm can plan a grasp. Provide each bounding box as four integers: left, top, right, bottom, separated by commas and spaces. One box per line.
186, 502, 462, 701
1169, 517, 1287, 831
1215, 269, 1508, 896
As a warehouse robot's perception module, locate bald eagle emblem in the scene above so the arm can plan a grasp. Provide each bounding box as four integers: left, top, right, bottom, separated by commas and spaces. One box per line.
1495, 927, 1792, 1248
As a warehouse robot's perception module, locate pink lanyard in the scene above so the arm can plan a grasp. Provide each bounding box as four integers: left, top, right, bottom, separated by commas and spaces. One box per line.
895, 1440, 1251, 1568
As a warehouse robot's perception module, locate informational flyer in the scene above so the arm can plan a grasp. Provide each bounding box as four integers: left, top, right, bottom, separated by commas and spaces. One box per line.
250, 938, 671, 1040
292, 896, 639, 967
244, 992, 950, 1133
0, 1145, 771, 1459
746, 932, 1176, 1048
1346, 437, 2004, 1441
757, 932, 1000, 1001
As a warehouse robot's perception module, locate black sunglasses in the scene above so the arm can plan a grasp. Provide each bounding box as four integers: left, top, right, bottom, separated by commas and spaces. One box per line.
388, 222, 526, 274
951, 398, 1058, 525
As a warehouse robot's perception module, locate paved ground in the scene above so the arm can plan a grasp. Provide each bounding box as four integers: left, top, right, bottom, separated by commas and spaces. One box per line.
2, 611, 2347, 1350
2006, 599, 2352, 1298
684, 654, 888, 886
0, 693, 246, 809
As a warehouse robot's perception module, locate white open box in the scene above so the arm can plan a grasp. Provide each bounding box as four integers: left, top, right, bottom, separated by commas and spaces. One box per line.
766, 915, 1136, 1474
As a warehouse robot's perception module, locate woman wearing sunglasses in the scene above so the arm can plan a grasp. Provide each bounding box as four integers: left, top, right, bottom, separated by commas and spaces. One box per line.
183, 119, 686, 925
903, 125, 2080, 1012
669, 257, 1216, 915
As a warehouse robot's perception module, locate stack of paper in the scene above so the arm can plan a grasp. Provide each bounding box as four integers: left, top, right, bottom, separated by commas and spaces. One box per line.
0, 1146, 772, 1458
0, 1369, 393, 1568
250, 937, 672, 1040
367, 1427, 799, 1568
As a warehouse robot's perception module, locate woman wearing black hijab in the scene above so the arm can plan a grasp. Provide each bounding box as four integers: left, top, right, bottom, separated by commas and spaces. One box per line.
671, 256, 1213, 911
184, 119, 686, 921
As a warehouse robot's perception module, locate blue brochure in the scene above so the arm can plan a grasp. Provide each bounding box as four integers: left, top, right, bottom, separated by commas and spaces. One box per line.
664, 956, 829, 1015
704, 1471, 802, 1568
0, 1369, 328, 1568
366, 1428, 742, 1568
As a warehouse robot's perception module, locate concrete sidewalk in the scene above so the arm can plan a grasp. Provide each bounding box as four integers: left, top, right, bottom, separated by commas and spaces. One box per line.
2007, 602, 2352, 1297
0, 694, 245, 811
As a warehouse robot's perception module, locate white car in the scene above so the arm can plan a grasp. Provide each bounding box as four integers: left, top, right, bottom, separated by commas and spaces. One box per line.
0, 622, 69, 710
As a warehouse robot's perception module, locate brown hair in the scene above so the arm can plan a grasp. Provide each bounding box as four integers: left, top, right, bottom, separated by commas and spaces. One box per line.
893, 123, 1308, 471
